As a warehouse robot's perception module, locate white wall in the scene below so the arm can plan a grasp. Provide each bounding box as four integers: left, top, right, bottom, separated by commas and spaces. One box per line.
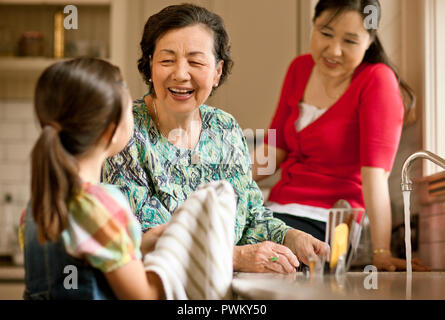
207, 0, 298, 130
0, 100, 38, 253
112, 0, 299, 131
383, 0, 424, 227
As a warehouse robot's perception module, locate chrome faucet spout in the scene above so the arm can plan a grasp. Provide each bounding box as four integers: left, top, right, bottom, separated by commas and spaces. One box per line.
401, 150, 445, 191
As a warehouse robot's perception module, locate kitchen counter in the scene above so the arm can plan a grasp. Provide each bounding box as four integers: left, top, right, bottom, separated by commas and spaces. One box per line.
0, 266, 24, 281
2, 268, 444, 300
0, 265, 24, 300
232, 272, 445, 300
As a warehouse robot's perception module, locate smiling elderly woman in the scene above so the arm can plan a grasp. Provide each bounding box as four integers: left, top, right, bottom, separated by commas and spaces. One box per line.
102, 4, 328, 274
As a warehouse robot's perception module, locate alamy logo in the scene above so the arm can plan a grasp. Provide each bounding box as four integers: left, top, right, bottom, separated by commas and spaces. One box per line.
64, 5, 78, 30
63, 265, 78, 290
363, 265, 378, 290
364, 5, 379, 30
243, 129, 277, 175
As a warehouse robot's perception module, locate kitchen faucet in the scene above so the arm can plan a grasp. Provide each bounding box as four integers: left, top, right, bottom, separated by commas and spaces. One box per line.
401, 150, 445, 191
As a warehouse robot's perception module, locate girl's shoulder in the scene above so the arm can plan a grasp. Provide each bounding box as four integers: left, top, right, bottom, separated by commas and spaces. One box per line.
65, 183, 142, 273
68, 183, 134, 228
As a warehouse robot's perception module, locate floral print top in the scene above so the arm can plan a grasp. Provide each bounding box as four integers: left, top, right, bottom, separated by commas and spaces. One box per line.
101, 93, 291, 245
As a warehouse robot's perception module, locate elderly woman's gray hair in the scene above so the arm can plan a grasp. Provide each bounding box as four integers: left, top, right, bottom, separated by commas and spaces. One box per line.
137, 3, 234, 94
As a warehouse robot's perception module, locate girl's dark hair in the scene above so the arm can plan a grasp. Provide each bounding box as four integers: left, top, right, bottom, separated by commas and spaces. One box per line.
32, 57, 125, 242
138, 3, 233, 94
313, 0, 415, 121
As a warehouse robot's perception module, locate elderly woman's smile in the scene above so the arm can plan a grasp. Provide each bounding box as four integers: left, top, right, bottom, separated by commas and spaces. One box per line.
168, 86, 195, 100
151, 24, 223, 112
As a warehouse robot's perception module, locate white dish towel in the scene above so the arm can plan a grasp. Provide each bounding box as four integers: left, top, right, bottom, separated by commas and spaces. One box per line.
143, 180, 236, 300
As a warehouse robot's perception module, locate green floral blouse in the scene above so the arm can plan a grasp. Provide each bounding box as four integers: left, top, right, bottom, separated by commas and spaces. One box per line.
101, 93, 291, 245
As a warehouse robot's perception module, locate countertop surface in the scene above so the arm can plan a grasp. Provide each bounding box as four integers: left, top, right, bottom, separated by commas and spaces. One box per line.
0, 265, 25, 300
232, 272, 445, 300
0, 266, 24, 281
2, 267, 445, 300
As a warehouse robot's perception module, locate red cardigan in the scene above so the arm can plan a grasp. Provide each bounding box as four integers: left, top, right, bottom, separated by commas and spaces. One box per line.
264, 54, 404, 209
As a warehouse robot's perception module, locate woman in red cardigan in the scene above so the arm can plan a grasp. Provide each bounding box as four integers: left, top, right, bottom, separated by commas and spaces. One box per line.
252, 0, 430, 271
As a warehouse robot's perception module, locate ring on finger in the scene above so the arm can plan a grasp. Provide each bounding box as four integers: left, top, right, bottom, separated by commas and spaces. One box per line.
270, 255, 279, 262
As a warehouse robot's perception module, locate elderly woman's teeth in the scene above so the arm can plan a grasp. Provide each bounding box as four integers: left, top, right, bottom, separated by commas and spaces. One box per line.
169, 88, 194, 95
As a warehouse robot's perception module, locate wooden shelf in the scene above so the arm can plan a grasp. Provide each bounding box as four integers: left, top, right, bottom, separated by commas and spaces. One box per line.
0, 265, 24, 280
0, 57, 64, 72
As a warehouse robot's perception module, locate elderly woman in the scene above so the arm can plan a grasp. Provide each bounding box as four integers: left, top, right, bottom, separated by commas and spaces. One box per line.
252, 0, 430, 271
102, 4, 328, 274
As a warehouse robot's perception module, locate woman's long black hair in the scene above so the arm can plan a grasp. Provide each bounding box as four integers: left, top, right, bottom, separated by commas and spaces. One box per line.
314, 0, 415, 122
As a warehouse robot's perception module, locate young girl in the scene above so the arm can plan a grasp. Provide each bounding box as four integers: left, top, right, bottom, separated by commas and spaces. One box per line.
20, 57, 236, 300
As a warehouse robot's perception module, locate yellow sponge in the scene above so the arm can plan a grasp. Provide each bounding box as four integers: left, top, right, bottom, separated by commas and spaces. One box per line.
330, 223, 349, 270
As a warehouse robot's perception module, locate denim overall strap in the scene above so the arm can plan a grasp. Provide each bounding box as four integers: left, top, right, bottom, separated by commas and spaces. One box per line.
23, 203, 116, 300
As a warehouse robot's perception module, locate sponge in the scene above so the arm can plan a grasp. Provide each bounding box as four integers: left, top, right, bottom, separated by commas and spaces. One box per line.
329, 223, 349, 270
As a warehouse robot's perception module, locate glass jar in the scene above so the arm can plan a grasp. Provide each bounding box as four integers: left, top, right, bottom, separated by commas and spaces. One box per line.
18, 31, 44, 57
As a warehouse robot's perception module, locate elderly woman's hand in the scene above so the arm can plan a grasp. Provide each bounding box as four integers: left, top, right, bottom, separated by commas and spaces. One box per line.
233, 241, 300, 274
283, 229, 330, 266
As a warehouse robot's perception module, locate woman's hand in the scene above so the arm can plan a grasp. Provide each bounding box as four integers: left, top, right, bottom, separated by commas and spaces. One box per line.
233, 241, 300, 274
361, 167, 432, 272
140, 224, 167, 256
283, 229, 330, 266
373, 252, 432, 272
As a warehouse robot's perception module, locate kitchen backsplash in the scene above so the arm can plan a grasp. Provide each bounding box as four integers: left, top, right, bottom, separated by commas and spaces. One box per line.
0, 99, 39, 254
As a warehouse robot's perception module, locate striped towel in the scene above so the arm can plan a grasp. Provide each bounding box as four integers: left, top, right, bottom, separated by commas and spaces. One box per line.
143, 181, 236, 300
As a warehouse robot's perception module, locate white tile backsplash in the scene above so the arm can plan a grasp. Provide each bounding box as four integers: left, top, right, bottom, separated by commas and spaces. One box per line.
2, 183, 30, 206
3, 101, 34, 121
0, 164, 27, 183
0, 99, 34, 254
0, 123, 25, 141
5, 143, 32, 163
24, 120, 40, 142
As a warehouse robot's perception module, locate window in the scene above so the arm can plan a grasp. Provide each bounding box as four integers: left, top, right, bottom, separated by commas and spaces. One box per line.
424, 0, 445, 175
